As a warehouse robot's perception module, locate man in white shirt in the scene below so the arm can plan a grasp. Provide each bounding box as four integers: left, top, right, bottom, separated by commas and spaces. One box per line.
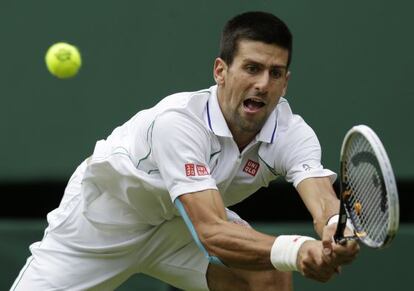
12, 11, 358, 291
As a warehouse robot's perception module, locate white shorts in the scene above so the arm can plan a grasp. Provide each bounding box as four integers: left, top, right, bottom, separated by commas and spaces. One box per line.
11, 162, 210, 291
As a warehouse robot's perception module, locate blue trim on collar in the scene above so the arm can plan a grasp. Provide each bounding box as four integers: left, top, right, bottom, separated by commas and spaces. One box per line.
205, 86, 233, 137
206, 101, 213, 132
270, 119, 277, 143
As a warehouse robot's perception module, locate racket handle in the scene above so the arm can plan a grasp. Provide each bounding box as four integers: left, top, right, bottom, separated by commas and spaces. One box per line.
334, 235, 358, 245
334, 211, 349, 243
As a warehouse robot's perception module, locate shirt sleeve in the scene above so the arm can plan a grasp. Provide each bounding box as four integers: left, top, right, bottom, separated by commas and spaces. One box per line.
280, 116, 337, 188
150, 110, 218, 202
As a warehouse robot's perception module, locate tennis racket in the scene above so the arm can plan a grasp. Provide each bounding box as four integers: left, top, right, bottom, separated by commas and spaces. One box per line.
333, 125, 399, 248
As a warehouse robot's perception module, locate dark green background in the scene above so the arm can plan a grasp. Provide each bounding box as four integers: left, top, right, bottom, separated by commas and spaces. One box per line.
1, 1, 412, 290
1, 0, 413, 181
2, 221, 411, 291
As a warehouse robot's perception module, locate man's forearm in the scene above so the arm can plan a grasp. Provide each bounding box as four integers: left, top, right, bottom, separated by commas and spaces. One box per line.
198, 219, 276, 270
296, 177, 340, 238
312, 199, 340, 237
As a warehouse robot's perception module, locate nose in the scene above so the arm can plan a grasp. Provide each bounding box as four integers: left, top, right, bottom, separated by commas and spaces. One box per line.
254, 71, 270, 93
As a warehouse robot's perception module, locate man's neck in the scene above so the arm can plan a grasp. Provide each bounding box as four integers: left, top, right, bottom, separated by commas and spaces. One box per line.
228, 125, 257, 152
216, 87, 258, 152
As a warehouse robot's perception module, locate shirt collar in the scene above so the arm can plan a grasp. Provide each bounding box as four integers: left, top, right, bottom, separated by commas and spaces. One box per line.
256, 109, 277, 144
256, 98, 292, 144
204, 85, 233, 137
204, 85, 292, 144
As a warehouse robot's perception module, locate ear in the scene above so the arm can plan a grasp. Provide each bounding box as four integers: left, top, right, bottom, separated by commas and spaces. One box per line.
213, 58, 227, 85
281, 71, 291, 97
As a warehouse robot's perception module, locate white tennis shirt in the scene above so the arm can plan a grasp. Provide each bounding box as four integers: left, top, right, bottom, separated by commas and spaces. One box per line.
80, 85, 336, 228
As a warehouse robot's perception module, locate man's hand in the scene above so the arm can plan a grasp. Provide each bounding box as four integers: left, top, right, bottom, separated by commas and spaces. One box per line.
322, 223, 360, 266
296, 240, 338, 282
296, 224, 359, 282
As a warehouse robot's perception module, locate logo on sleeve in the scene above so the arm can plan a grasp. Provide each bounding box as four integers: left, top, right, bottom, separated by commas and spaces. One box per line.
185, 163, 209, 176
243, 159, 260, 176
185, 164, 196, 176
302, 164, 312, 171
196, 165, 209, 176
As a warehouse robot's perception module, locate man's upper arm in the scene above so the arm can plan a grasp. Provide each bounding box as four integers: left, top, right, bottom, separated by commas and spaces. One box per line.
150, 111, 218, 201
278, 117, 336, 187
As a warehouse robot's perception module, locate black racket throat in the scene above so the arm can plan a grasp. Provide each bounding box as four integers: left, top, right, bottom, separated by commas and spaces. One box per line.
334, 178, 351, 243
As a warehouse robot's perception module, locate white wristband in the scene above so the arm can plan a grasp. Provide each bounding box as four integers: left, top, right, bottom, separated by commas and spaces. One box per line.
270, 235, 315, 272
327, 214, 354, 231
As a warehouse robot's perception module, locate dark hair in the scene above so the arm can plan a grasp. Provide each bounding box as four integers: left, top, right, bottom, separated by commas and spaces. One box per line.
219, 11, 293, 68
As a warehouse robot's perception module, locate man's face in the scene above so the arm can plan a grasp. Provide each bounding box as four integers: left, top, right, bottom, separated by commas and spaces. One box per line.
214, 40, 290, 136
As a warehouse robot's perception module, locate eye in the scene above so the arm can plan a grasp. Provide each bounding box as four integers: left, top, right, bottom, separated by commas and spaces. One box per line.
245, 64, 260, 74
270, 68, 283, 79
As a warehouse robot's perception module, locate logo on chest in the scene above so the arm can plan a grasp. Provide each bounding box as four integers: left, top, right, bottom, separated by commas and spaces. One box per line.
243, 159, 260, 177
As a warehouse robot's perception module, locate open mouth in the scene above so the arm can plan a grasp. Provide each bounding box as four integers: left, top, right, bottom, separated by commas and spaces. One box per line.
243, 98, 266, 112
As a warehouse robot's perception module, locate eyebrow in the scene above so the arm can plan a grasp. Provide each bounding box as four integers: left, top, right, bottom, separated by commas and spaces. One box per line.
242, 59, 287, 70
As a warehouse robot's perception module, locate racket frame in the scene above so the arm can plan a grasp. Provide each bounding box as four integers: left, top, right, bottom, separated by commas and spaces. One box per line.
333, 125, 399, 248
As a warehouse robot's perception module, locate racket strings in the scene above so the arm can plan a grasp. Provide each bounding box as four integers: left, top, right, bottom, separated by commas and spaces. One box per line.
348, 149, 388, 243
343, 134, 389, 246
348, 151, 388, 242
352, 162, 386, 231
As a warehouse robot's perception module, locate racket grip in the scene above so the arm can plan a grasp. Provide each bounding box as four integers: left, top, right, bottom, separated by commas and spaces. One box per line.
335, 235, 358, 245
334, 212, 349, 243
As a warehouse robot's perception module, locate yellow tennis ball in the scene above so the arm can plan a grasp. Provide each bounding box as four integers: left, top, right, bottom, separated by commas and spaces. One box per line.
45, 42, 82, 79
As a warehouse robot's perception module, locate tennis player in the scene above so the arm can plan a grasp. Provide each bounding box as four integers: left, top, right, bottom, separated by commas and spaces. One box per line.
12, 11, 359, 291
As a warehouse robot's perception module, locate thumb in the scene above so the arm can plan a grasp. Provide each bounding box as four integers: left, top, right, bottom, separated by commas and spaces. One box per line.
322, 239, 333, 256
322, 225, 334, 256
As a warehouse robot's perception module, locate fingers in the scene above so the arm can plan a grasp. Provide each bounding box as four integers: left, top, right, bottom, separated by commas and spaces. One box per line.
322, 223, 336, 243
297, 235, 360, 283
322, 239, 333, 256
298, 241, 339, 283
332, 240, 360, 265
321, 223, 360, 266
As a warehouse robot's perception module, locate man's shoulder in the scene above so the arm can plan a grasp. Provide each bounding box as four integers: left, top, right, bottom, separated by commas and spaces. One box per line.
275, 98, 314, 136
154, 86, 213, 114
146, 86, 215, 130
147, 86, 217, 135
258, 98, 319, 164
